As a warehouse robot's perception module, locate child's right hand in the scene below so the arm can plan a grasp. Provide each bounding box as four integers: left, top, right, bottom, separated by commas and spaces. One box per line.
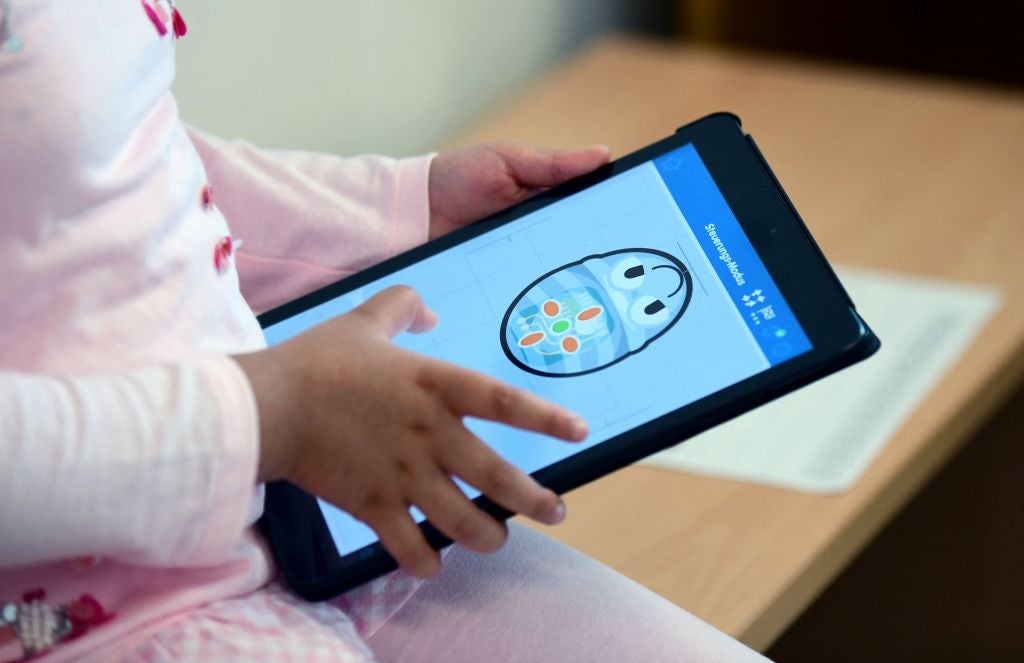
234, 285, 588, 578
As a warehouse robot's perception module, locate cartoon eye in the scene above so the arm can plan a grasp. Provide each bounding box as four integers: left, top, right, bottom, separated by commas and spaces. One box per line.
629, 295, 669, 327
611, 257, 645, 290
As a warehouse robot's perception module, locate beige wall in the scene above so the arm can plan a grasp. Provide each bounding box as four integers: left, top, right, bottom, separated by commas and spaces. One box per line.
173, 1, 665, 156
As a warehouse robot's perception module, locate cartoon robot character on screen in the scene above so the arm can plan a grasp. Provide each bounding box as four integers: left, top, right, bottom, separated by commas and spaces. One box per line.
500, 248, 693, 377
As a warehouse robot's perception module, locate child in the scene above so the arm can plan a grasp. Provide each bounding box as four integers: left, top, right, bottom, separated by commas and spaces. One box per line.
0, 2, 768, 660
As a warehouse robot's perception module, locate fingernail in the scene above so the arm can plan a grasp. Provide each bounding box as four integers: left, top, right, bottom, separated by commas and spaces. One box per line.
549, 498, 567, 524
588, 143, 611, 155
569, 414, 589, 440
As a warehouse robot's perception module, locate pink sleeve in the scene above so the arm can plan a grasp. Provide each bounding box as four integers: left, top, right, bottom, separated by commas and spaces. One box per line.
187, 128, 433, 312
0, 357, 259, 569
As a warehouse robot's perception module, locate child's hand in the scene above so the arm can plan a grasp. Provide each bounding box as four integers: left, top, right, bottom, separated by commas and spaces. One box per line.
428, 142, 611, 240
235, 286, 588, 578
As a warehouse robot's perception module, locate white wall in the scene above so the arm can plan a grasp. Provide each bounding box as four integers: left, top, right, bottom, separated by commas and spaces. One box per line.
173, 1, 667, 156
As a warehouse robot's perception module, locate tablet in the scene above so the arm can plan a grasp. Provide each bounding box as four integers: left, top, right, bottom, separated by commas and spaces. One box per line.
258, 113, 879, 600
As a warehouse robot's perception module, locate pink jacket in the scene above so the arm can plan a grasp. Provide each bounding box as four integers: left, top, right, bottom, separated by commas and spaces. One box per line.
0, 1, 430, 659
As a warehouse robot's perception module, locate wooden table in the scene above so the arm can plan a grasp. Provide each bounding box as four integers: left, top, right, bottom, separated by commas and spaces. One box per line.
449, 37, 1024, 650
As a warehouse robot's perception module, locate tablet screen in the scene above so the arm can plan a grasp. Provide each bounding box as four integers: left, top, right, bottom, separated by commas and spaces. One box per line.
263, 143, 812, 555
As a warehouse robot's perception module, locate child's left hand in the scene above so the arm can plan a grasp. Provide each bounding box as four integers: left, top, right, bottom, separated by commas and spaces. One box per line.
428, 142, 611, 239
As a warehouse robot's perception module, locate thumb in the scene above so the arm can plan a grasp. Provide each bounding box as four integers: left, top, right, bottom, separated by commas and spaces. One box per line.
355, 285, 438, 338
505, 143, 611, 188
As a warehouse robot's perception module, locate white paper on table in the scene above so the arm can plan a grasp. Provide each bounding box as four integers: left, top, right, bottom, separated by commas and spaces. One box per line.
642, 268, 1002, 493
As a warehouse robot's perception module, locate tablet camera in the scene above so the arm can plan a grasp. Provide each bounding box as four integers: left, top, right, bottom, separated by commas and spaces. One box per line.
501, 248, 693, 377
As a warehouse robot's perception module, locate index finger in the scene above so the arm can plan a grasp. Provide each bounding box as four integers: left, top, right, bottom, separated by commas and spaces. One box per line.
428, 364, 588, 441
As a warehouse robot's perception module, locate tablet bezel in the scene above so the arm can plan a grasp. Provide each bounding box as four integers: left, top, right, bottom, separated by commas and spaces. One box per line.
258, 113, 879, 600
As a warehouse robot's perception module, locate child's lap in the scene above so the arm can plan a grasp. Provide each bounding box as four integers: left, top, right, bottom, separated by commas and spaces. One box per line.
124, 580, 375, 662
127, 524, 767, 662
125, 569, 423, 662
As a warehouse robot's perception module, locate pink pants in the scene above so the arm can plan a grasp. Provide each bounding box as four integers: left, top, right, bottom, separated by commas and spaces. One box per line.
128, 524, 767, 662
